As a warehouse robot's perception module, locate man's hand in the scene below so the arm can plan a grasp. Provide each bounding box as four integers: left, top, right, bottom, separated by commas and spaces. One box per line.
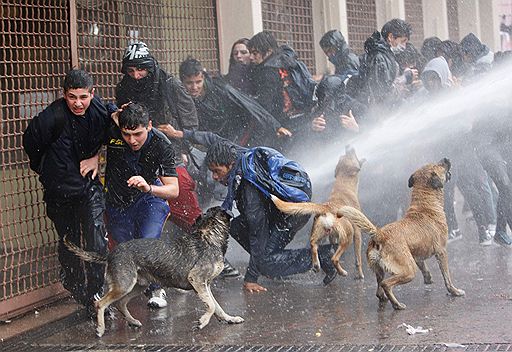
276, 127, 292, 137
110, 102, 133, 126
127, 175, 150, 193
80, 154, 100, 179
243, 282, 267, 293
311, 115, 326, 132
157, 124, 183, 139
339, 110, 359, 132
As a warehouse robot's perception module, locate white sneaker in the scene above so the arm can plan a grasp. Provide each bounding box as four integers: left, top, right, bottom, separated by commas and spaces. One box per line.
147, 288, 167, 308
487, 224, 496, 238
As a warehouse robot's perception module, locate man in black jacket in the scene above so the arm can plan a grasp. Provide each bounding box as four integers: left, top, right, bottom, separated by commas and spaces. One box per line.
247, 31, 316, 151
178, 57, 290, 147
319, 29, 360, 80
23, 69, 113, 315
163, 126, 338, 293
358, 18, 418, 109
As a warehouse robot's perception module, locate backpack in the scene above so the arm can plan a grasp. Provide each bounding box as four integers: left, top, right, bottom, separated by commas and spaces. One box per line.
240, 147, 312, 202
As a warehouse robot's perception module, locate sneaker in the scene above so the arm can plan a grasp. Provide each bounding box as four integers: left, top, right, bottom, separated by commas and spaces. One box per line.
487, 224, 496, 238
479, 230, 493, 246
494, 231, 512, 248
219, 259, 240, 278
147, 288, 167, 308
447, 228, 462, 243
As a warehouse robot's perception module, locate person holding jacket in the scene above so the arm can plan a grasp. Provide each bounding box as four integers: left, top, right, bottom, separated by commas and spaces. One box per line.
23, 69, 114, 317
163, 125, 338, 293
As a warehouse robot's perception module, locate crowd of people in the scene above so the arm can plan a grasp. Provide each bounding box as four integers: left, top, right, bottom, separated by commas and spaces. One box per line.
22, 17, 512, 316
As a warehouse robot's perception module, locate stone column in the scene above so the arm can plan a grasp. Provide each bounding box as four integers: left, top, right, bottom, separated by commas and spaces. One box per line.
216, 0, 263, 74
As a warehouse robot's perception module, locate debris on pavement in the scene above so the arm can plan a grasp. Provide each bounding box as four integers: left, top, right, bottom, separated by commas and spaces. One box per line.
399, 323, 429, 335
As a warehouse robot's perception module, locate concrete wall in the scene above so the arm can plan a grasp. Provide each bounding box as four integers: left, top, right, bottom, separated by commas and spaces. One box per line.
376, 0, 406, 29
422, 0, 449, 39
312, 0, 349, 75
216, 0, 263, 74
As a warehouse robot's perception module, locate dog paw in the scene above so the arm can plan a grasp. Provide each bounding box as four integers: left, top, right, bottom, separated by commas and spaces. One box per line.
128, 319, 142, 328
450, 288, 465, 296
392, 302, 407, 310
424, 279, 434, 285
336, 268, 348, 276
226, 315, 244, 324
96, 327, 105, 338
312, 264, 321, 273
354, 273, 364, 280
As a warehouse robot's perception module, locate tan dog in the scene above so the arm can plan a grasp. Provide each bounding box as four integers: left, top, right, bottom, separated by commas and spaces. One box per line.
271, 146, 365, 281
338, 158, 465, 309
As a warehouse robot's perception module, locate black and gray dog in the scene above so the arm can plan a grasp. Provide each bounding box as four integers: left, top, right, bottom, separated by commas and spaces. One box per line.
65, 206, 244, 337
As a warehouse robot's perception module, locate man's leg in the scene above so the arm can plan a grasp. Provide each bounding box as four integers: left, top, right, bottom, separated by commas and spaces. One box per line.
135, 195, 170, 308
257, 216, 336, 282
79, 183, 108, 303
46, 201, 88, 306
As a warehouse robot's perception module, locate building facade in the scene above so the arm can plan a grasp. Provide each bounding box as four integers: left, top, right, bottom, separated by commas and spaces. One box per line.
0, 0, 505, 319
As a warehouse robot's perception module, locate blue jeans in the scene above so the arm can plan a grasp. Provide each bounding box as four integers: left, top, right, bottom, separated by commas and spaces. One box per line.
106, 194, 170, 243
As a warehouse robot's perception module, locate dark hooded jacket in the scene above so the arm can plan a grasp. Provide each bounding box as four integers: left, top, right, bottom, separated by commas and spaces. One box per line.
194, 73, 281, 146
251, 45, 316, 129
320, 29, 360, 78
358, 31, 400, 106
460, 33, 494, 76
116, 43, 198, 152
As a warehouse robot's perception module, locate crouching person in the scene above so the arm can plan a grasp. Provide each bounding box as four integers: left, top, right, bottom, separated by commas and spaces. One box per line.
163, 125, 337, 293
106, 102, 179, 307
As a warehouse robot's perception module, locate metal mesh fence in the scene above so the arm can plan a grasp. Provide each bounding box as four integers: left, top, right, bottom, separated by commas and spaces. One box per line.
346, 0, 378, 55
0, 0, 218, 319
404, 0, 425, 49
261, 0, 316, 74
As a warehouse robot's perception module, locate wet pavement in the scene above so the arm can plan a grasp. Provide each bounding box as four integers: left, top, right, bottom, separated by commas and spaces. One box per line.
1, 214, 512, 351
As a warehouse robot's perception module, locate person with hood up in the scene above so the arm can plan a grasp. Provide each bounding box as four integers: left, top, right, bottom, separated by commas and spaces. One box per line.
460, 33, 494, 77
319, 29, 360, 81
418, 57, 497, 246
116, 42, 198, 153
358, 18, 419, 110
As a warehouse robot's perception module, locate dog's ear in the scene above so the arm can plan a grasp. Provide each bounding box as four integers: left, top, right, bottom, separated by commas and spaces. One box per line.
408, 174, 415, 188
428, 172, 444, 189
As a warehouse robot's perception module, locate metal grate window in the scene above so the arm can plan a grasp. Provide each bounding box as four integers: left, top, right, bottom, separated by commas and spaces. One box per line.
446, 0, 460, 41
0, 0, 68, 318
346, 0, 378, 55
261, 0, 316, 74
76, 0, 219, 102
1, 0, 219, 320
404, 0, 425, 49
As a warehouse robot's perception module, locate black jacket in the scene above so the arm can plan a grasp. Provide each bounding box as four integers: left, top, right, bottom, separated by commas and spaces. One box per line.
194, 74, 281, 146
358, 31, 400, 106
320, 29, 360, 77
105, 127, 177, 208
23, 96, 111, 202
116, 64, 198, 152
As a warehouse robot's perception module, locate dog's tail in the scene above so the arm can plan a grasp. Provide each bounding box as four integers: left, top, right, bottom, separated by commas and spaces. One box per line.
63, 235, 107, 264
271, 195, 330, 216
337, 206, 378, 237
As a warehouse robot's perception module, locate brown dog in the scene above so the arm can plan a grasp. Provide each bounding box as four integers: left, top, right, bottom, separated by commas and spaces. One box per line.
271, 146, 365, 281
338, 158, 465, 309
